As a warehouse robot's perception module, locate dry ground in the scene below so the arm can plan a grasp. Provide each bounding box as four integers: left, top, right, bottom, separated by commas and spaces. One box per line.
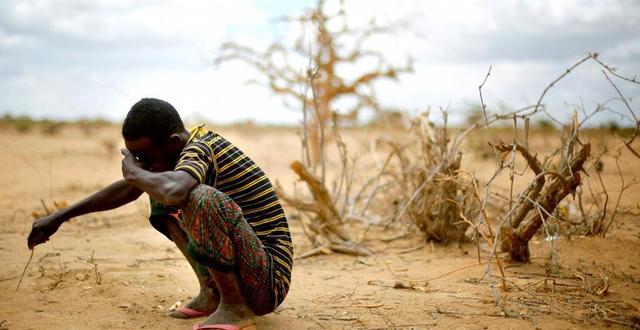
0, 123, 639, 330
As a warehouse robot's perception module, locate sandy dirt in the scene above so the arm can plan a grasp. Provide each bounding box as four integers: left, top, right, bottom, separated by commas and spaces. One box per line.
0, 124, 639, 330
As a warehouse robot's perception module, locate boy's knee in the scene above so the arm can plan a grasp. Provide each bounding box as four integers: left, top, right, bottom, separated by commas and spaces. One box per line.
186, 239, 235, 272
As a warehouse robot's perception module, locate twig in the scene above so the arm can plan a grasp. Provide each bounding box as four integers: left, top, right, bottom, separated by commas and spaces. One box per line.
593, 167, 609, 234
592, 53, 640, 85
297, 245, 331, 259
425, 263, 490, 282
300, 79, 312, 167
390, 262, 499, 284
308, 68, 326, 183
601, 69, 640, 159
0, 275, 19, 282
603, 317, 640, 329
533, 54, 593, 125
478, 65, 492, 129
490, 142, 542, 175
311, 317, 326, 329
494, 275, 580, 322
15, 249, 35, 292
602, 159, 634, 236
358, 153, 393, 216
40, 199, 51, 215
389, 162, 443, 225
398, 243, 426, 254
380, 232, 407, 242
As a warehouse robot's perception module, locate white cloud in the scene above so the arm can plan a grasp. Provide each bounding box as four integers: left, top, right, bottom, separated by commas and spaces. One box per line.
0, 0, 638, 126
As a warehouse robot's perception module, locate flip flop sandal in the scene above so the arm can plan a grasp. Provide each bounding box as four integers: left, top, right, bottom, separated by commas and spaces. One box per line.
192, 322, 257, 330
170, 306, 209, 318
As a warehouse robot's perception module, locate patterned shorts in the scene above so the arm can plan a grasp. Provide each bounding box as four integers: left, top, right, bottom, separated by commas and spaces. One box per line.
151, 185, 276, 315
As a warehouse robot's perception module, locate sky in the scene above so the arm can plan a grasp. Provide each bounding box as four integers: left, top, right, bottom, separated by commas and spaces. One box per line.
0, 0, 638, 126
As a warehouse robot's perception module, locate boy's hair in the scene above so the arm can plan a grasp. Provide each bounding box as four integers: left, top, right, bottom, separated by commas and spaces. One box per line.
122, 98, 185, 145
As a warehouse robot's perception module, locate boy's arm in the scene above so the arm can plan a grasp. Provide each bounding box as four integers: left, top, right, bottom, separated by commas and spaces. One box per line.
121, 149, 198, 207
27, 179, 143, 248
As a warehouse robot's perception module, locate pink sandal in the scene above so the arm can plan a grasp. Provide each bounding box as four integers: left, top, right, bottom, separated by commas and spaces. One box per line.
173, 306, 209, 318
192, 323, 256, 330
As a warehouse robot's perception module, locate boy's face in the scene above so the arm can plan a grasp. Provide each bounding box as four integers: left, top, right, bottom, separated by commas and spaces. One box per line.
124, 137, 180, 172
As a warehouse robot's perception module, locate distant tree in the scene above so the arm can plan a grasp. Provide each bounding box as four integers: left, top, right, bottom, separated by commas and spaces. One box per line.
464, 105, 484, 127
536, 118, 556, 131
215, 0, 413, 164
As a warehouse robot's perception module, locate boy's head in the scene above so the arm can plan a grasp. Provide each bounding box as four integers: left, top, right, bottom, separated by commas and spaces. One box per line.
122, 98, 188, 172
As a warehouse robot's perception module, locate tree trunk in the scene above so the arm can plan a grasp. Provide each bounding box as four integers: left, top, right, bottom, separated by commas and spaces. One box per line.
500, 144, 590, 262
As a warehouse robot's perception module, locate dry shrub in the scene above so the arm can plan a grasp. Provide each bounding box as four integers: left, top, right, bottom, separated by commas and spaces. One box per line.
40, 120, 64, 136
475, 53, 640, 264
12, 116, 35, 133
573, 155, 637, 237
384, 112, 480, 244
277, 160, 372, 258
496, 122, 590, 262
276, 112, 372, 258
523, 133, 638, 240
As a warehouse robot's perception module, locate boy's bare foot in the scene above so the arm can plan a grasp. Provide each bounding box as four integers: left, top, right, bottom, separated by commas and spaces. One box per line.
168, 287, 219, 319
198, 302, 255, 329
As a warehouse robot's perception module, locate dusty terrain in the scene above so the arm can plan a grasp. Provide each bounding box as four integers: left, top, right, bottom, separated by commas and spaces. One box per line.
0, 123, 639, 330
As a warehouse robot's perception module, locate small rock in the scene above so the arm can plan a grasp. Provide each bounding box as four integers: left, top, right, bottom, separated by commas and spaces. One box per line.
168, 301, 182, 311
393, 281, 413, 289
118, 303, 131, 309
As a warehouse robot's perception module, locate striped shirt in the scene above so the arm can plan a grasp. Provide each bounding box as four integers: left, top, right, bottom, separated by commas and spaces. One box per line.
174, 124, 293, 305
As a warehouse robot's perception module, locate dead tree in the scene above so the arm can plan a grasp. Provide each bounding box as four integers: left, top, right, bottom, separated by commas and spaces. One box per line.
496, 136, 591, 262
275, 91, 373, 258
215, 0, 412, 164
472, 53, 638, 263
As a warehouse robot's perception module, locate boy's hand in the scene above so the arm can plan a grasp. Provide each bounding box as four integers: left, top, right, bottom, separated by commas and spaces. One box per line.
27, 214, 63, 249
121, 148, 143, 181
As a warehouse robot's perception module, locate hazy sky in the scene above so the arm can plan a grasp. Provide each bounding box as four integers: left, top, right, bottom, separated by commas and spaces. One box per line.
1, 0, 638, 125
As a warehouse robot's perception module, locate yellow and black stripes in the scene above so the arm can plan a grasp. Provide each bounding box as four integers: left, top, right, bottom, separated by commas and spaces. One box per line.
174, 125, 293, 304
175, 141, 215, 184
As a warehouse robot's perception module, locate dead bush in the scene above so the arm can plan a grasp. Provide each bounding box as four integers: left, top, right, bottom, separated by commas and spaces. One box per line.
384, 112, 481, 244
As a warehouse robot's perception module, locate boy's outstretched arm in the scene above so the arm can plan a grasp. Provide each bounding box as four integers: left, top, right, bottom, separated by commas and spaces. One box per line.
27, 179, 143, 249
120, 148, 198, 207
